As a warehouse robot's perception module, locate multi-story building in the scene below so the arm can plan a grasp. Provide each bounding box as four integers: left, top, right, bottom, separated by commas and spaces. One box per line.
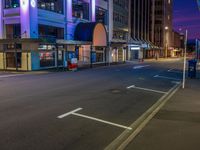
129, 0, 173, 60
171, 30, 185, 57
130, 0, 153, 60
153, 0, 173, 57
109, 0, 130, 63
0, 0, 110, 71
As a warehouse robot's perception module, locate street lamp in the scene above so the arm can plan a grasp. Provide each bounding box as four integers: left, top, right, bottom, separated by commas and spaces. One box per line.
165, 26, 169, 58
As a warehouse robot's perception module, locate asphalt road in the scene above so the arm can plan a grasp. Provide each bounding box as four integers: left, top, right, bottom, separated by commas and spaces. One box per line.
0, 60, 183, 150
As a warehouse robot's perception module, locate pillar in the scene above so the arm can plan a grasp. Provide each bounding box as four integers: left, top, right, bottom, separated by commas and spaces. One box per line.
0, 0, 3, 39
20, 0, 38, 38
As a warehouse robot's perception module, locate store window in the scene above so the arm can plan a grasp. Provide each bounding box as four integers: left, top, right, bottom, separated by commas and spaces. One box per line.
5, 0, 20, 9
39, 51, 55, 67
72, 0, 89, 20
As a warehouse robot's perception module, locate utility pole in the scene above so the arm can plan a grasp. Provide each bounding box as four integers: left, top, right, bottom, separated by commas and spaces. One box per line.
182, 30, 188, 89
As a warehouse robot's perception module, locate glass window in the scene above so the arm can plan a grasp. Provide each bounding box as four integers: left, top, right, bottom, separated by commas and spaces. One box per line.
39, 51, 55, 67
38, 0, 64, 14
72, 0, 89, 20
5, 0, 20, 9
96, 7, 107, 25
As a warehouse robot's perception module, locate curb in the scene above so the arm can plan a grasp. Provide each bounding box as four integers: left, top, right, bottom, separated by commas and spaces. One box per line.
104, 83, 181, 150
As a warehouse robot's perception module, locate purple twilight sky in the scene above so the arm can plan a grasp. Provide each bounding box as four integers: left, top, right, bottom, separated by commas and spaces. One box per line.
173, 0, 200, 39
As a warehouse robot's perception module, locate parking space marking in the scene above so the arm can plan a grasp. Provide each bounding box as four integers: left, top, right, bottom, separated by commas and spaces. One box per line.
57, 108, 132, 130
133, 65, 150, 69
72, 113, 132, 130
154, 75, 181, 81
127, 85, 167, 94
57, 108, 83, 119
0, 74, 24, 78
168, 69, 182, 73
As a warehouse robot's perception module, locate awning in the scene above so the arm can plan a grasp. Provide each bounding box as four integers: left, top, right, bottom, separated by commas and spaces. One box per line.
74, 22, 107, 47
56, 39, 92, 45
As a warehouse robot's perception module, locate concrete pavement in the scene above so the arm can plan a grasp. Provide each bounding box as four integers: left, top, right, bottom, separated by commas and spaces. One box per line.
126, 72, 200, 150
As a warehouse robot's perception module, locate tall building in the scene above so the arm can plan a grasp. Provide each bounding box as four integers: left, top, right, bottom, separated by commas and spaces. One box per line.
130, 0, 153, 60
0, 0, 111, 71
129, 0, 173, 60
153, 0, 173, 57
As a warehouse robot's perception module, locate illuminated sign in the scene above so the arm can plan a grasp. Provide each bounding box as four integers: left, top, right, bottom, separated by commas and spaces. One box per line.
31, 0, 36, 8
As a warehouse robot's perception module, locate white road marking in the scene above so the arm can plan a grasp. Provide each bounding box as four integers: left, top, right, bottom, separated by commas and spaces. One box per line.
57, 108, 83, 119
171, 81, 181, 84
154, 75, 181, 81
133, 65, 150, 69
0, 74, 23, 78
167, 69, 182, 73
126, 85, 167, 94
72, 112, 132, 130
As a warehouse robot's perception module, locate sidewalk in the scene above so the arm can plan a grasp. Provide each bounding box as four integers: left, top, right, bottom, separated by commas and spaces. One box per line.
126, 75, 200, 150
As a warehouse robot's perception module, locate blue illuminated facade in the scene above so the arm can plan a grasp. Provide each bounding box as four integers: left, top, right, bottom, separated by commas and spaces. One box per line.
0, 0, 113, 71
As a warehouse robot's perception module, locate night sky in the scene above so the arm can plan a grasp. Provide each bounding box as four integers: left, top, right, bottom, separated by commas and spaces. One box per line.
173, 0, 200, 39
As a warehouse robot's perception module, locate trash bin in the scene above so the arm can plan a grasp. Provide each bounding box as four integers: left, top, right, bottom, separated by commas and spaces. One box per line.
188, 59, 197, 78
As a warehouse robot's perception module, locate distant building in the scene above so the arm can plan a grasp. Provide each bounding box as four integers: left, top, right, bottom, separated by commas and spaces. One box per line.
171, 31, 185, 57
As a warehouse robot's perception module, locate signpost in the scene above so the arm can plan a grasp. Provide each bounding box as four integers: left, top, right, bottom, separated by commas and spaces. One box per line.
182, 30, 188, 89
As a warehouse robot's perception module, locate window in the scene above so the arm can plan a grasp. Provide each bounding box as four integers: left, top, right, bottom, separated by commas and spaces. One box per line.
39, 25, 64, 39
96, 7, 107, 25
38, 0, 64, 14
5, 0, 20, 9
72, 0, 89, 20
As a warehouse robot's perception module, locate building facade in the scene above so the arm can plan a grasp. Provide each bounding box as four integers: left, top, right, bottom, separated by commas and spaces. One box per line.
129, 0, 173, 60
0, 0, 113, 71
153, 0, 173, 57
171, 30, 185, 57
130, 0, 153, 60
109, 0, 130, 63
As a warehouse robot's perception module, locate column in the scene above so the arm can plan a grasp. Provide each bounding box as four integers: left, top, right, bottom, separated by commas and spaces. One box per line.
0, 0, 3, 39
90, 0, 96, 22
20, 0, 38, 38
65, 0, 73, 40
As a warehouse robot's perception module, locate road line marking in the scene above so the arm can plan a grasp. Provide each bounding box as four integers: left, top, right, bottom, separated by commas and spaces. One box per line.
154, 75, 181, 81
57, 108, 83, 119
127, 85, 167, 94
167, 69, 182, 73
105, 83, 181, 150
72, 112, 132, 130
171, 81, 181, 84
133, 65, 150, 69
0, 74, 23, 78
